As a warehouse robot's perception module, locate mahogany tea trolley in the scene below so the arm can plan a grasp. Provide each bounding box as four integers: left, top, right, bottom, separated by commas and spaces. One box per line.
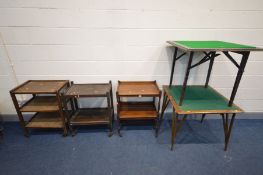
63, 81, 114, 137
116, 81, 161, 137
10, 80, 70, 137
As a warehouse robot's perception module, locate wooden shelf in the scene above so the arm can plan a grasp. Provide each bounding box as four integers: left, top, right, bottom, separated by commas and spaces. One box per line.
20, 96, 59, 112
119, 102, 157, 120
70, 108, 111, 125
26, 112, 63, 128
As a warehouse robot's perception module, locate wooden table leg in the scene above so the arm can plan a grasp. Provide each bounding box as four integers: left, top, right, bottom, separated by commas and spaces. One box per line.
0, 126, 3, 139
171, 112, 188, 151
116, 106, 122, 137
171, 108, 178, 150
155, 93, 162, 137
179, 51, 194, 105
200, 114, 206, 123
57, 94, 67, 137
169, 47, 178, 86
228, 52, 250, 106
222, 113, 236, 151
221, 114, 227, 139
225, 113, 236, 151
205, 52, 216, 88
10, 93, 29, 137
157, 91, 170, 136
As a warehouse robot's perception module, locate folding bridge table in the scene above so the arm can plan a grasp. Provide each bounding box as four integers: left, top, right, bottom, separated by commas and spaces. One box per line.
159, 41, 263, 151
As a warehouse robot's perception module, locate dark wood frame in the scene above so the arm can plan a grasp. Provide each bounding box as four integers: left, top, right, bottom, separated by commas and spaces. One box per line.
162, 41, 263, 151
167, 41, 263, 106
63, 81, 114, 137
116, 81, 161, 137
9, 80, 70, 137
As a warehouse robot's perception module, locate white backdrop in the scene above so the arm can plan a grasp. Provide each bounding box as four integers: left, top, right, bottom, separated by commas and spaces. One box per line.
1, 0, 263, 115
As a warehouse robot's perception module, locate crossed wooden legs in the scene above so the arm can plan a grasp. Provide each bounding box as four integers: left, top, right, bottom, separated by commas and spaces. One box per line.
202, 113, 236, 151
158, 92, 236, 151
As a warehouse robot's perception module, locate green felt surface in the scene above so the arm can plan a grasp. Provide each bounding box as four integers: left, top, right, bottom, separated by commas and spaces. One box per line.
167, 86, 241, 112
174, 41, 256, 49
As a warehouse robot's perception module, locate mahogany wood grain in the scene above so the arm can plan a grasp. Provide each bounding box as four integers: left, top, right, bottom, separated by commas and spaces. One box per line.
117, 81, 160, 96
25, 112, 63, 128
119, 102, 157, 120
11, 80, 68, 94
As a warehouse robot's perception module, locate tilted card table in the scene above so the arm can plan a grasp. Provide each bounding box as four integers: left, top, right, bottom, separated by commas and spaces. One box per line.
160, 41, 263, 150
